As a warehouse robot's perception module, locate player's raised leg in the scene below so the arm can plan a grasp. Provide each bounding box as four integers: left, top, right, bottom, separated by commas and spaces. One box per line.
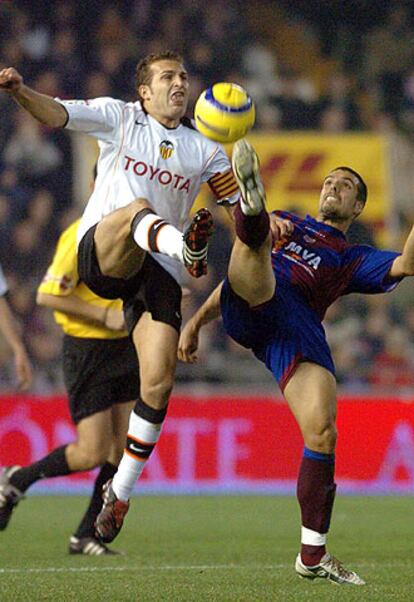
228, 139, 275, 306
284, 362, 365, 585
93, 199, 213, 280
95, 313, 178, 543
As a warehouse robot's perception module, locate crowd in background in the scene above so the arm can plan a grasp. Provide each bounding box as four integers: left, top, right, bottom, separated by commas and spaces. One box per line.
1, 0, 414, 393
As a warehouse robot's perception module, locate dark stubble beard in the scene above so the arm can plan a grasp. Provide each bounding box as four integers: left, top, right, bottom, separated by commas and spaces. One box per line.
319, 205, 348, 224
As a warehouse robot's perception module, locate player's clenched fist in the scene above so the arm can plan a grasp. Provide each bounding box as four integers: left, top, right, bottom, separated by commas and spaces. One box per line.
269, 214, 293, 242
0, 68, 23, 93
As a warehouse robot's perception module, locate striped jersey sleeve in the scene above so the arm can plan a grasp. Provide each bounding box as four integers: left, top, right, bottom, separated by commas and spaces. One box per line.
208, 168, 239, 202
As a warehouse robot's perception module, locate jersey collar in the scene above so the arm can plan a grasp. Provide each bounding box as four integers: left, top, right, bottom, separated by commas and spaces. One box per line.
147, 112, 183, 133
305, 215, 347, 240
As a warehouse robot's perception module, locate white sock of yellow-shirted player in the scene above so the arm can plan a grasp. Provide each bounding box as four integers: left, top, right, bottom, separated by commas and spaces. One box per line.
132, 209, 183, 261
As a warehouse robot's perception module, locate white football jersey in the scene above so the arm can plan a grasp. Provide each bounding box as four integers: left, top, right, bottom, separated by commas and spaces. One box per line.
59, 97, 239, 282
0, 263, 8, 297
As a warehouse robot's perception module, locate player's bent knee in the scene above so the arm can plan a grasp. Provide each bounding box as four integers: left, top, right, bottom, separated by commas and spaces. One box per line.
140, 379, 173, 409
124, 198, 154, 230
130, 197, 152, 215
86, 449, 108, 469
96, 199, 151, 242
74, 444, 109, 470
305, 426, 337, 453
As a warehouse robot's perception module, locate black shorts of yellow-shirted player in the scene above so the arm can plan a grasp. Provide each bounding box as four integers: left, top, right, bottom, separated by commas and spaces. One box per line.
0, 50, 238, 549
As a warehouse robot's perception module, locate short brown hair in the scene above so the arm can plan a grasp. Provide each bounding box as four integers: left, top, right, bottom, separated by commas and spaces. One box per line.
135, 51, 184, 102
332, 166, 368, 204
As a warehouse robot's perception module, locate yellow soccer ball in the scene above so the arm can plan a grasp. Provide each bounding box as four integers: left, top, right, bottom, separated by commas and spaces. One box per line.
194, 82, 255, 143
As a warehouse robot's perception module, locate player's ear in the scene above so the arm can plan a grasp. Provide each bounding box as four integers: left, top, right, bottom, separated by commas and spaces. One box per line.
353, 199, 364, 218
139, 84, 151, 101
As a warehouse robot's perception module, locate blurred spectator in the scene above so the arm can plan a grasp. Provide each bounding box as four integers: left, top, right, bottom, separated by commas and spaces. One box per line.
0, 194, 12, 259
399, 66, 414, 134
51, 1, 78, 32
319, 106, 348, 133
241, 40, 280, 108
92, 45, 135, 99
8, 220, 46, 281
360, 307, 387, 363
270, 69, 317, 130
26, 189, 58, 241
13, 9, 50, 63
94, 5, 138, 57
186, 41, 217, 84
0, 166, 31, 224
316, 71, 362, 131
157, 7, 186, 54
3, 110, 64, 194
363, 4, 414, 116
83, 71, 113, 98
254, 103, 281, 132
368, 326, 414, 389
0, 37, 26, 74
45, 29, 84, 97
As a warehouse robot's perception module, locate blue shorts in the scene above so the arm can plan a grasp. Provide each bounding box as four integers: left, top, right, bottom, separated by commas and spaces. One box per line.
220, 279, 335, 391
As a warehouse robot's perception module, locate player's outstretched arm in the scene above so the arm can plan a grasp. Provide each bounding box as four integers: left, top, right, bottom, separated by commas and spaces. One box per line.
0, 67, 68, 128
178, 282, 223, 364
389, 225, 414, 279
36, 292, 125, 331
0, 297, 32, 390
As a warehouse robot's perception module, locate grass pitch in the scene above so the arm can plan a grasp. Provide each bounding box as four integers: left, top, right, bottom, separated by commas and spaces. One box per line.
0, 495, 413, 601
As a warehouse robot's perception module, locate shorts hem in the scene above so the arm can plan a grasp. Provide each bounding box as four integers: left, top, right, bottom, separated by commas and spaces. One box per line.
280, 356, 336, 392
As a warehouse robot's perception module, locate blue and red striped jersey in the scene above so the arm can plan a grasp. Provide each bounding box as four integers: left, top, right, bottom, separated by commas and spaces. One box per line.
271, 211, 401, 320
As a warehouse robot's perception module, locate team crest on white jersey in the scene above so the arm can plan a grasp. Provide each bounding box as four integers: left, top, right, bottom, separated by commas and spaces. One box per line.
159, 140, 174, 159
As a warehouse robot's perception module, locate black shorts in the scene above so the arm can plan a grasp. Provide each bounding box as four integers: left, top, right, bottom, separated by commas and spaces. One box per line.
78, 224, 182, 333
63, 335, 140, 424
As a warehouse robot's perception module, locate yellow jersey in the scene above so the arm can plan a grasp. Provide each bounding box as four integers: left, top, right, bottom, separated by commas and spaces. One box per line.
38, 220, 127, 339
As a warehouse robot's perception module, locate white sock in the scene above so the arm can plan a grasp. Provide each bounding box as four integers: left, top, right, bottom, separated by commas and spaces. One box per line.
112, 453, 145, 501
112, 411, 163, 501
301, 526, 327, 546
132, 213, 184, 262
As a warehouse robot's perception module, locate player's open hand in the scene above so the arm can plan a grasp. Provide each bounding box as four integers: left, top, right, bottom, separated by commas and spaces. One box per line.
0, 68, 23, 93
178, 319, 199, 363
104, 307, 125, 331
14, 348, 33, 391
269, 214, 293, 242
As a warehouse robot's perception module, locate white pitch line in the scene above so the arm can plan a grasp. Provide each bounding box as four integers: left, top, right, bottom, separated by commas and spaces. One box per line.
0, 564, 287, 575
0, 561, 410, 575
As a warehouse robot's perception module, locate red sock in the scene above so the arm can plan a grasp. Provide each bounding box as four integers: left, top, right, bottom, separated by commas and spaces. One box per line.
300, 544, 326, 566
234, 203, 269, 248
297, 449, 336, 566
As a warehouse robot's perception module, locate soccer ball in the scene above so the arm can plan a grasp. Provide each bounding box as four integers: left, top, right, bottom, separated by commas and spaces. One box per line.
194, 82, 255, 144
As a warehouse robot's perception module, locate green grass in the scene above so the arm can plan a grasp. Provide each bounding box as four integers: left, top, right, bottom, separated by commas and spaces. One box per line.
0, 496, 413, 601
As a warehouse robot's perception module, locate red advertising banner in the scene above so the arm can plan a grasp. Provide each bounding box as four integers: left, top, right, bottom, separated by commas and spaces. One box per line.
1, 395, 413, 494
